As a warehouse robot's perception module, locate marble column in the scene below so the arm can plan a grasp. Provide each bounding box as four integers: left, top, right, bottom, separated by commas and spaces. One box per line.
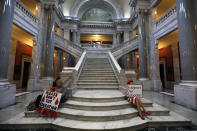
138, 10, 148, 80
0, 0, 15, 80
63, 29, 70, 40
174, 0, 197, 110
176, 0, 197, 82
28, 38, 41, 91
116, 32, 121, 45
72, 30, 77, 44
131, 52, 135, 70
57, 49, 63, 75
151, 40, 162, 91
43, 6, 55, 79
0, 0, 16, 108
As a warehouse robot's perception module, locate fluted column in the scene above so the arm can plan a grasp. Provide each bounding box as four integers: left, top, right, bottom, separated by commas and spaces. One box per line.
43, 6, 55, 79
138, 9, 148, 80
176, 0, 197, 82
0, 0, 15, 81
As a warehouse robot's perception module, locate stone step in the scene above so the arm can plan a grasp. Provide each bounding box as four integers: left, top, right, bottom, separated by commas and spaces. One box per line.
77, 80, 118, 83
73, 90, 124, 99
70, 96, 125, 102
80, 73, 115, 75
83, 68, 113, 71
79, 74, 115, 77
77, 83, 119, 86
82, 71, 114, 73
79, 77, 117, 80
2, 112, 191, 131
83, 68, 113, 70
77, 87, 119, 90
62, 100, 153, 111
25, 105, 170, 121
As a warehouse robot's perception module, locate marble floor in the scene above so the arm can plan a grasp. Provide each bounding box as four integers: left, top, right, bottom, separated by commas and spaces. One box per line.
0, 91, 197, 126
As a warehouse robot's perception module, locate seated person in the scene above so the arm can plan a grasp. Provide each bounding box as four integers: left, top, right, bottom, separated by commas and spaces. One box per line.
124, 80, 151, 120
34, 77, 68, 109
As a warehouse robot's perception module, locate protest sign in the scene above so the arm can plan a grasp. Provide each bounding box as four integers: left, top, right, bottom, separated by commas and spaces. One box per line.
126, 84, 142, 98
35, 90, 62, 118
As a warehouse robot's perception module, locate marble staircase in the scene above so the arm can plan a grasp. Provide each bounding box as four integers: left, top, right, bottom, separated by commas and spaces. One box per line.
0, 58, 191, 131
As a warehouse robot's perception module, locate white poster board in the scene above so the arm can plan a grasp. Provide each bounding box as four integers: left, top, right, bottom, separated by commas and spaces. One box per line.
126, 84, 142, 98
39, 91, 62, 112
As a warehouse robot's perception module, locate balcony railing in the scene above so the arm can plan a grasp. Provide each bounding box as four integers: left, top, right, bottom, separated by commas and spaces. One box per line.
15, 0, 39, 23
155, 5, 176, 27
81, 43, 113, 49
111, 37, 138, 53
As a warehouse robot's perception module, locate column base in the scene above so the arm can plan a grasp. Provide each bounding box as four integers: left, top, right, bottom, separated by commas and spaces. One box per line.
27, 78, 39, 91
38, 77, 53, 90
137, 79, 152, 91
153, 79, 162, 92
174, 81, 197, 110
0, 80, 16, 108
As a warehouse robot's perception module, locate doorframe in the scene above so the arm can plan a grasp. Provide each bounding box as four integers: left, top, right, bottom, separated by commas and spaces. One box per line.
20, 55, 32, 88
159, 58, 167, 89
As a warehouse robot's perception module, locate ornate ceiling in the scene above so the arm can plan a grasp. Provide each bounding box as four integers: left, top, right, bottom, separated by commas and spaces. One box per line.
62, 0, 131, 19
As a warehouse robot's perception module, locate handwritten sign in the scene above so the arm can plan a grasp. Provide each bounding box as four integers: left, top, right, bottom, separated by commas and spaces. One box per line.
39, 91, 62, 112
126, 84, 142, 98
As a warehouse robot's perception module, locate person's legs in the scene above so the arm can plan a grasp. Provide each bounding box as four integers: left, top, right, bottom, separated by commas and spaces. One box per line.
137, 97, 147, 112
35, 95, 42, 108
60, 96, 67, 103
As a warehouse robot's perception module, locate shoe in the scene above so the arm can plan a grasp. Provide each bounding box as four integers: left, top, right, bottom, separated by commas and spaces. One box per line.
145, 111, 151, 115
140, 115, 145, 120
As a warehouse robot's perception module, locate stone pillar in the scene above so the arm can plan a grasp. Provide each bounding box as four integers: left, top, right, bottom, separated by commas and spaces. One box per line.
57, 49, 63, 75
28, 38, 41, 91
8, 39, 17, 82
171, 43, 181, 84
116, 32, 121, 45
151, 40, 162, 91
0, 0, 16, 108
174, 0, 197, 110
124, 30, 130, 42
40, 6, 55, 89
64, 29, 70, 40
138, 10, 148, 80
72, 30, 77, 44
131, 52, 135, 70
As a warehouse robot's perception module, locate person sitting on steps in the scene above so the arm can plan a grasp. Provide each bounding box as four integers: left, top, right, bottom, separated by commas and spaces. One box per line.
124, 80, 151, 120
27, 77, 68, 111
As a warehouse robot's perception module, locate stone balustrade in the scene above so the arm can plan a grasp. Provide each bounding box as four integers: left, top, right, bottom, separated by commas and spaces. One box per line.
54, 34, 84, 58
81, 43, 113, 49
60, 51, 87, 97
15, 0, 39, 23
155, 5, 176, 27
108, 51, 127, 94
112, 37, 138, 52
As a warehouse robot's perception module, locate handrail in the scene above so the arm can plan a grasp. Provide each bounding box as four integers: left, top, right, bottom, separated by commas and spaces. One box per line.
155, 5, 176, 26
111, 37, 138, 53
108, 51, 121, 73
108, 51, 127, 94
15, 0, 39, 23
62, 50, 87, 72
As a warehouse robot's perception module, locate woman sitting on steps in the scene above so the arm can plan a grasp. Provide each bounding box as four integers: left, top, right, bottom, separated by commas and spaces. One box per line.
124, 80, 151, 120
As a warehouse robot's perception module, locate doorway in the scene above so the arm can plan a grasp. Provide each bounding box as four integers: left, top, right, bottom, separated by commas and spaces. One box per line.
160, 59, 166, 91
20, 55, 31, 89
